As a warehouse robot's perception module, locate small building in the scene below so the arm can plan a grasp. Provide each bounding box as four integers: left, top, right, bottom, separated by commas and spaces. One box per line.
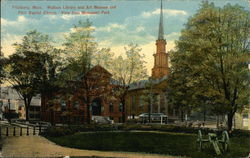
0, 86, 41, 120
29, 95, 41, 121
234, 107, 250, 130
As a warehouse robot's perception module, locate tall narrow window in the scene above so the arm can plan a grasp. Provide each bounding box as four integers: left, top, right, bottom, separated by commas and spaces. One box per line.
61, 100, 66, 111
73, 101, 80, 109
119, 103, 123, 112
109, 103, 114, 112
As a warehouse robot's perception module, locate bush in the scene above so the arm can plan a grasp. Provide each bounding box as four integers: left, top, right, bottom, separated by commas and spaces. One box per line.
43, 127, 74, 137
230, 129, 250, 137
42, 123, 248, 138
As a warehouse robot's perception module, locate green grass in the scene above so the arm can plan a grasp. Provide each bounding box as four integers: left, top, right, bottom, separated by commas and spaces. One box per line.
47, 131, 250, 158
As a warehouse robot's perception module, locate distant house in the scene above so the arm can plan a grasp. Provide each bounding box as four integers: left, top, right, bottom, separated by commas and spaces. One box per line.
234, 63, 250, 130
0, 86, 41, 120
234, 108, 250, 130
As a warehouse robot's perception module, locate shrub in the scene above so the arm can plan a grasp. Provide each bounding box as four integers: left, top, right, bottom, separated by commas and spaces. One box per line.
42, 123, 249, 138
43, 127, 74, 137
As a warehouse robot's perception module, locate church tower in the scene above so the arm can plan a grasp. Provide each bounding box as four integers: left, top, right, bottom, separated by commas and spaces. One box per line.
151, 0, 169, 79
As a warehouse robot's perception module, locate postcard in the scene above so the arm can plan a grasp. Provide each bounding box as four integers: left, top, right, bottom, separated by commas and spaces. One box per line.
1, 0, 250, 157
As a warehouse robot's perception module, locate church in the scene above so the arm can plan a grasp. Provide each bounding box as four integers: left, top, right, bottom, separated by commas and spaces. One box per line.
125, 0, 179, 121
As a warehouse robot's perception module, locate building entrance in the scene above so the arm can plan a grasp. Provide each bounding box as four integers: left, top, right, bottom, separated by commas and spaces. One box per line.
91, 98, 102, 115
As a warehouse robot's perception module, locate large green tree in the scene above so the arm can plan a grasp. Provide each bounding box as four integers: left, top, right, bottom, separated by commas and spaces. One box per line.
6, 30, 60, 121
169, 2, 250, 130
6, 51, 43, 121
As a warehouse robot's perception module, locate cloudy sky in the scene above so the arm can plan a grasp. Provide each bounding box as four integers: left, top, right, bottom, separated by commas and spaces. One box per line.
1, 0, 249, 75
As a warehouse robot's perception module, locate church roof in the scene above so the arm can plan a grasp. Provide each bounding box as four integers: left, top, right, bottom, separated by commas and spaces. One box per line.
128, 75, 168, 91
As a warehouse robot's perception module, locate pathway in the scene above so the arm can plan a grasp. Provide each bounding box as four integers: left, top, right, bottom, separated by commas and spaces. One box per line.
1, 135, 184, 158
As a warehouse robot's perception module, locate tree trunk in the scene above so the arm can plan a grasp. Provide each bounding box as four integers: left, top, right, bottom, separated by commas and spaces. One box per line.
203, 106, 206, 122
24, 98, 29, 121
148, 102, 151, 123
181, 110, 184, 122
216, 115, 219, 129
86, 102, 91, 124
227, 113, 234, 131
121, 99, 126, 123
25, 97, 32, 122
25, 104, 29, 121
41, 93, 46, 121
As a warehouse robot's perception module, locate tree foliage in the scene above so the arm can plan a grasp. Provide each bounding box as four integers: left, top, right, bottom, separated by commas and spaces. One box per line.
6, 30, 60, 121
169, 2, 250, 130
0, 47, 5, 84
109, 43, 148, 122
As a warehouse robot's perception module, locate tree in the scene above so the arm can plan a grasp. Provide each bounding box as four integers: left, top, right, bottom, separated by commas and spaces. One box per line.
170, 2, 250, 130
6, 30, 60, 121
92, 48, 114, 71
63, 19, 96, 73
0, 47, 5, 84
57, 19, 99, 123
6, 51, 43, 121
140, 79, 158, 123
109, 43, 148, 122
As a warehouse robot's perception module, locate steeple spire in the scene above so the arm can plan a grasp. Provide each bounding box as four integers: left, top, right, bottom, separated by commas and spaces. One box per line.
158, 0, 164, 40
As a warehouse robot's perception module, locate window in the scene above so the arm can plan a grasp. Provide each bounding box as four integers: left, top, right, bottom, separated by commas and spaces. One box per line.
29, 106, 34, 111
36, 114, 40, 118
61, 100, 66, 111
119, 103, 123, 112
243, 114, 249, 119
119, 117, 122, 123
61, 116, 67, 123
139, 96, 144, 107
109, 103, 114, 112
73, 101, 80, 109
131, 96, 136, 111
35, 107, 40, 111
243, 114, 249, 127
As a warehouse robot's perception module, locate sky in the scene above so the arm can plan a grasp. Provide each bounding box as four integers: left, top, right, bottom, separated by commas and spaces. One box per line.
1, 0, 249, 75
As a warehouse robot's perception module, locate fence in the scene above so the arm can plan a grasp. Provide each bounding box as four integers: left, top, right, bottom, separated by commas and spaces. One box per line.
0, 126, 47, 137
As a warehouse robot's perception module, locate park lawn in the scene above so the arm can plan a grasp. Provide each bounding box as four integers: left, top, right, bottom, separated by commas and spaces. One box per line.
47, 131, 250, 158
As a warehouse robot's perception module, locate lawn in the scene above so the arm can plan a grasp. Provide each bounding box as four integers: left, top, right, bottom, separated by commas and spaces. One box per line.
47, 131, 250, 158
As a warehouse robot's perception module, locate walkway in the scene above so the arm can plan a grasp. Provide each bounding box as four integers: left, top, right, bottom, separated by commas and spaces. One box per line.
1, 135, 184, 158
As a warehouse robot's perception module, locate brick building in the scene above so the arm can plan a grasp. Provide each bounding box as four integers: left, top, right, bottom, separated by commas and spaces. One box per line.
41, 65, 124, 124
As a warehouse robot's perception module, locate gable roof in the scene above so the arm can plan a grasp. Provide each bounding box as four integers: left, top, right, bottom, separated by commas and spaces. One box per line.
86, 65, 112, 77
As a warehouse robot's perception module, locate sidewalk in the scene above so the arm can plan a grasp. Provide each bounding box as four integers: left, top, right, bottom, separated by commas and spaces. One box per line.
1, 135, 184, 158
